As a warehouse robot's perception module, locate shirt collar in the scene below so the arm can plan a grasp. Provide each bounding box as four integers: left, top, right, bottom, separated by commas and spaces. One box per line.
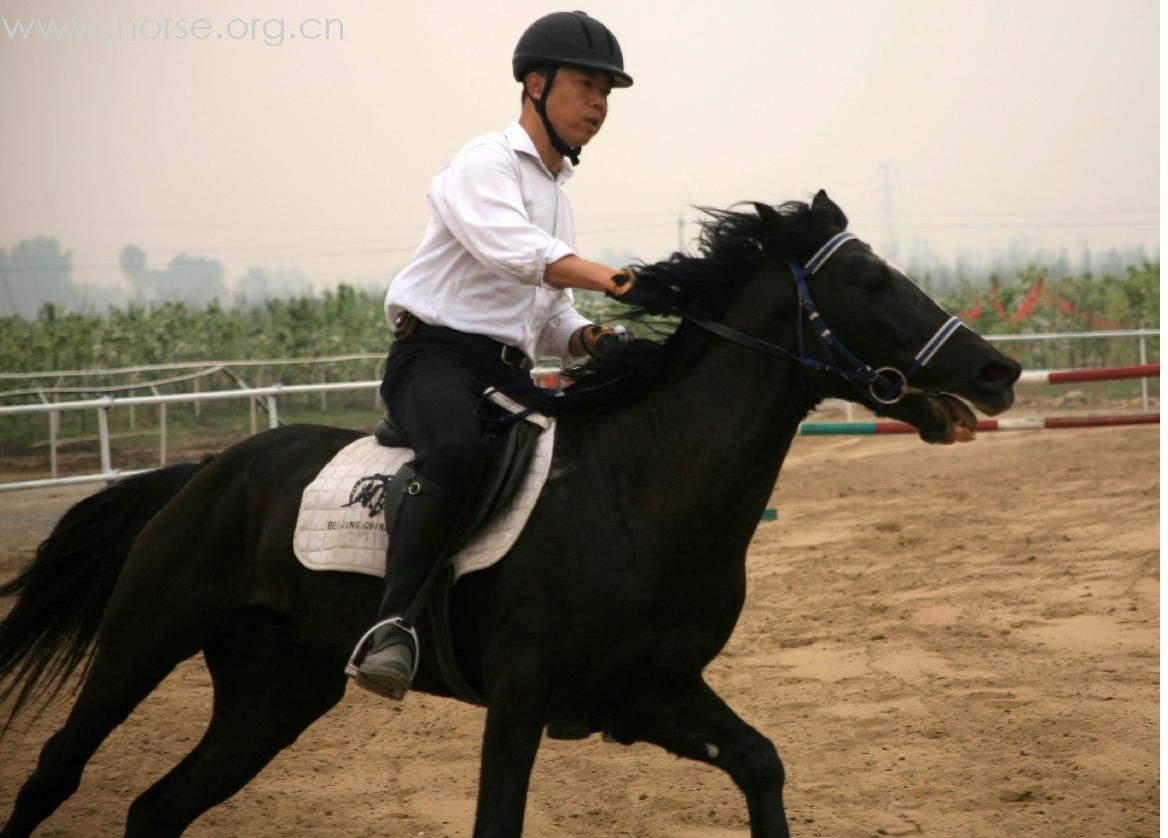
504, 121, 574, 183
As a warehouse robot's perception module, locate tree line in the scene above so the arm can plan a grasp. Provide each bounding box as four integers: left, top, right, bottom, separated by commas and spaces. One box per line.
0, 238, 320, 318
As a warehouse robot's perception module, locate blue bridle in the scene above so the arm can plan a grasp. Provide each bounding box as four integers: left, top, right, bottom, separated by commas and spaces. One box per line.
689, 231, 965, 412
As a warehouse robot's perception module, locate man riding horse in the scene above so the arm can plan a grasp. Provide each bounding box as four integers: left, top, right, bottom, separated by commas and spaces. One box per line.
348, 11, 638, 699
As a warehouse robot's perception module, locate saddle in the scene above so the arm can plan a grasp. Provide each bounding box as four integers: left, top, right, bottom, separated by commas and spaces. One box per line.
374, 388, 549, 706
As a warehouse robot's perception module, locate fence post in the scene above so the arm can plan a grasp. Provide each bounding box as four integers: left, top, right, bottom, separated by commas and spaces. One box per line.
37, 390, 60, 479
1139, 331, 1149, 413
320, 368, 328, 411
193, 375, 202, 423
129, 372, 137, 429
267, 387, 280, 429
151, 385, 167, 465
98, 397, 113, 476
49, 409, 59, 479
223, 368, 259, 435
373, 360, 381, 409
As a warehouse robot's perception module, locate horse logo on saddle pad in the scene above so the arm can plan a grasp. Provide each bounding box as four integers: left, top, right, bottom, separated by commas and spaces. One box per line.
293, 391, 555, 581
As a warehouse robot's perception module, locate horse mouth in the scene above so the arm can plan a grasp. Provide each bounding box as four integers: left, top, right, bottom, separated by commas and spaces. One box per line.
892, 390, 1005, 445
885, 355, 1019, 445
930, 393, 979, 444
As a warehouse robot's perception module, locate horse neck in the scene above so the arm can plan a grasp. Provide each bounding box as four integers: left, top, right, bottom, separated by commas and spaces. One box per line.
581, 266, 817, 533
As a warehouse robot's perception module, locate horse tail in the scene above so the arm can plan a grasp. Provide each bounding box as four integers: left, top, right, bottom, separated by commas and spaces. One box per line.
0, 458, 209, 733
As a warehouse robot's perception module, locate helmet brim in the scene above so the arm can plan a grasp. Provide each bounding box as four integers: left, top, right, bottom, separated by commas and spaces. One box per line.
513, 56, 633, 89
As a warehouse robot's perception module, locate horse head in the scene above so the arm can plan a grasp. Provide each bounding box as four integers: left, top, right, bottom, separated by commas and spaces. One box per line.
546, 190, 1020, 445
748, 189, 1021, 444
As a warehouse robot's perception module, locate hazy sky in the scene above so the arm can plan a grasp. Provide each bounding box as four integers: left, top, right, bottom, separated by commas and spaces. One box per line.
0, 0, 1159, 292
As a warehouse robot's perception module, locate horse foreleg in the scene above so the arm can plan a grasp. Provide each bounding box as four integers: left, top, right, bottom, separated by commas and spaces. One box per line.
612, 678, 789, 838
124, 622, 346, 838
472, 658, 547, 838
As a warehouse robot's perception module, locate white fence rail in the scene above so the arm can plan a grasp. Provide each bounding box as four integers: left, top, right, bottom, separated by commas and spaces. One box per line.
0, 329, 1158, 493
983, 328, 1157, 411
0, 352, 386, 383
0, 381, 381, 492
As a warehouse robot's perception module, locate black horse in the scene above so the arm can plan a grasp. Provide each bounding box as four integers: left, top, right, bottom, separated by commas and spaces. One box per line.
0, 192, 1019, 838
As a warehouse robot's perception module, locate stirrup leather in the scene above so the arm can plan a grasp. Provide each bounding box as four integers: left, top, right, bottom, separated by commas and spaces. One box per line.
344, 617, 420, 682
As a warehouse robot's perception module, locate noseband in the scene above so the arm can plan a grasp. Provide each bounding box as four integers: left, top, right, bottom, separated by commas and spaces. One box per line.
687, 231, 965, 412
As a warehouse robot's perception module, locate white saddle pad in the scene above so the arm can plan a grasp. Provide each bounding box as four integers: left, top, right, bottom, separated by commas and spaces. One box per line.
293, 423, 555, 582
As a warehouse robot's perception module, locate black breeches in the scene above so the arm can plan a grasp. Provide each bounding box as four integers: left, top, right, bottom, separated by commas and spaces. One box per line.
379, 330, 531, 498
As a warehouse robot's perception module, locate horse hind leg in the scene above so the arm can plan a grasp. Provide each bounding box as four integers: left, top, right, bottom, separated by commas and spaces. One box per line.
123, 611, 346, 838
1, 615, 209, 838
608, 678, 789, 838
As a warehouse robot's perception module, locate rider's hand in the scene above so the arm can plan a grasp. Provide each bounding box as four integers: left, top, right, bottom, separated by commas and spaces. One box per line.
606, 268, 637, 299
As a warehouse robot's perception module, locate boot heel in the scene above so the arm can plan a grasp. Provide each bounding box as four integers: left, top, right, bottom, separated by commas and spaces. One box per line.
354, 670, 411, 701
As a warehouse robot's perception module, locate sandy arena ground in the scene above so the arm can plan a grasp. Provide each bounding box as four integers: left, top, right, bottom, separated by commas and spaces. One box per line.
0, 424, 1159, 837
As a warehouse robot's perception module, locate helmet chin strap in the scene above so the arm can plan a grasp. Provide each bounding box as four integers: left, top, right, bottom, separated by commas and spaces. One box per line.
530, 66, 581, 166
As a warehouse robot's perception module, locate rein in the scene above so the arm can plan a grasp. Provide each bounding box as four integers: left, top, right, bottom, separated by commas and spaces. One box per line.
688, 231, 965, 412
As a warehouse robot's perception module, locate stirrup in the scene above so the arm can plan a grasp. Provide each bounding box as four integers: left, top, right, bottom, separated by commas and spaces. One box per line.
344, 617, 420, 683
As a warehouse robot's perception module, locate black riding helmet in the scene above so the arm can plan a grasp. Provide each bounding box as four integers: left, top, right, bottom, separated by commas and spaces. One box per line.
512, 11, 632, 165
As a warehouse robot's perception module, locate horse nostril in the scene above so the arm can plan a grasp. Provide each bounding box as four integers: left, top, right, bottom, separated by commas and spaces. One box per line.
978, 359, 1022, 388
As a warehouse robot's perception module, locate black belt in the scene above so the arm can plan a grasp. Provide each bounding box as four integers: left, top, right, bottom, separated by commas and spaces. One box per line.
411, 320, 534, 372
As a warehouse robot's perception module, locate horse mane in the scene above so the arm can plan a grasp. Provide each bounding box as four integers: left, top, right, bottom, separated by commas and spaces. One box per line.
535, 198, 846, 419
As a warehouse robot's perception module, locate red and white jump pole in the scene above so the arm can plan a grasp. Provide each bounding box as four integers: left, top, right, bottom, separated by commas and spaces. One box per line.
1017, 363, 1158, 387
799, 413, 1159, 436
800, 362, 1159, 436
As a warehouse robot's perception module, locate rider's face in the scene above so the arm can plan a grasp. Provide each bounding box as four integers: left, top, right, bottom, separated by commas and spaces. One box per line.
540, 67, 611, 148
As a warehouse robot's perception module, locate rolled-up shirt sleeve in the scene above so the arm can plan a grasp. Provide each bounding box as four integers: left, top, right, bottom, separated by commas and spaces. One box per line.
430, 143, 575, 286
536, 289, 592, 360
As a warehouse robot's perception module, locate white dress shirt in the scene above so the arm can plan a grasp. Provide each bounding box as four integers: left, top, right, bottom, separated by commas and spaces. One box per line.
386, 121, 592, 363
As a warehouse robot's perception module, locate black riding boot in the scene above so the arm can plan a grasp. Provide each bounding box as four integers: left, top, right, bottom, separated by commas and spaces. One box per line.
349, 475, 460, 700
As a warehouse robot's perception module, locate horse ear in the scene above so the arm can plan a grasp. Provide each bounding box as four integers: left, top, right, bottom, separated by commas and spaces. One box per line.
753, 202, 781, 229
811, 189, 849, 230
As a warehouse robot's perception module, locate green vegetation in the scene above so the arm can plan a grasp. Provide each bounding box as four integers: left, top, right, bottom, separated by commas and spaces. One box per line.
579, 261, 1161, 372
936, 262, 1159, 370
0, 284, 388, 375
0, 284, 390, 458
1, 262, 1160, 382
940, 262, 1159, 332
0, 264, 1158, 477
